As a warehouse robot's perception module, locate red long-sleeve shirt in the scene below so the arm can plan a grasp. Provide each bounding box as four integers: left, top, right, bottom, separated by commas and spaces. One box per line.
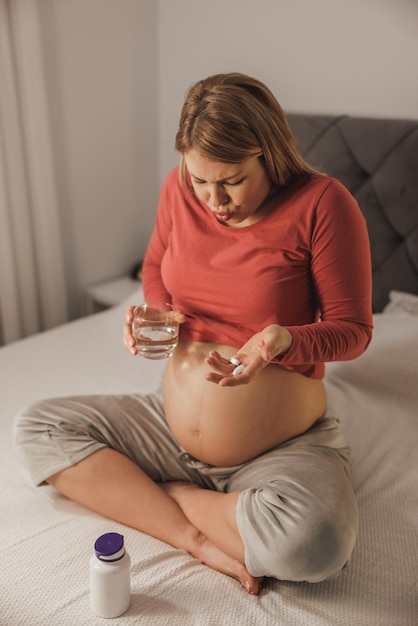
142, 167, 373, 379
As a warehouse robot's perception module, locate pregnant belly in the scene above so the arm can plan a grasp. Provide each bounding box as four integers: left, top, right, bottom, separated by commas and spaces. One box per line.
162, 340, 326, 466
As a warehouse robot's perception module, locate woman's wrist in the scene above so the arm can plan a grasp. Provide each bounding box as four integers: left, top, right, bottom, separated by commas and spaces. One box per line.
278, 328, 293, 356
260, 325, 293, 361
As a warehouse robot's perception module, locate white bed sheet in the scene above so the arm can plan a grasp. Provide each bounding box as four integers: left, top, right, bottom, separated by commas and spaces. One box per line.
1, 294, 417, 626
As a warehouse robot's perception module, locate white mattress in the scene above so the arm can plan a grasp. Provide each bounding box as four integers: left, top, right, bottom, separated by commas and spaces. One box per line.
1, 291, 417, 625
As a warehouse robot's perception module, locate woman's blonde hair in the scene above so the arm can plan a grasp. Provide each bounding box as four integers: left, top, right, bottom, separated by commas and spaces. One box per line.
175, 72, 318, 189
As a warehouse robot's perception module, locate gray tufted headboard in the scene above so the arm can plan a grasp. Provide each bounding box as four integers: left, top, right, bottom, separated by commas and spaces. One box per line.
287, 114, 418, 312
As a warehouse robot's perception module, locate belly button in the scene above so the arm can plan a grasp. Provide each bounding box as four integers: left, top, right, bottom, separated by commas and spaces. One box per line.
191, 428, 201, 438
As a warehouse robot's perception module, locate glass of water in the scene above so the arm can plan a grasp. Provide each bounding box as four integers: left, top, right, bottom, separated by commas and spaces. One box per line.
132, 302, 179, 359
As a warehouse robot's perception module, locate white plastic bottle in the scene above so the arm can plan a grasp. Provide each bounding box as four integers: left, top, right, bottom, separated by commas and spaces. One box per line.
89, 532, 131, 618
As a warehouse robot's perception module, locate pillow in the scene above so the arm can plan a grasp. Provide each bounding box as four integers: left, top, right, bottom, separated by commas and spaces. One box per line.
325, 312, 418, 403
383, 290, 418, 316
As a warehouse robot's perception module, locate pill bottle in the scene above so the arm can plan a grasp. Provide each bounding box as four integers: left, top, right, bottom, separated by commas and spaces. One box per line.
90, 532, 131, 618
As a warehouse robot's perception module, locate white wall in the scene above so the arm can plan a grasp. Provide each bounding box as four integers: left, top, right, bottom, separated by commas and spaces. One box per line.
157, 0, 418, 179
34, 0, 418, 319
38, 0, 158, 318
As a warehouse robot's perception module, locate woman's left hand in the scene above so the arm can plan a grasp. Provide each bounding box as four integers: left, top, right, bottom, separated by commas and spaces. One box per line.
205, 324, 292, 386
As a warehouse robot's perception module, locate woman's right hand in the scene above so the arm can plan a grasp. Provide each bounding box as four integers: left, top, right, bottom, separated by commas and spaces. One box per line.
123, 306, 139, 355
123, 305, 187, 355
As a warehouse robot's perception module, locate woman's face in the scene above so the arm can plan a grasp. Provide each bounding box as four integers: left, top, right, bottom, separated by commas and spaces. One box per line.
184, 150, 273, 227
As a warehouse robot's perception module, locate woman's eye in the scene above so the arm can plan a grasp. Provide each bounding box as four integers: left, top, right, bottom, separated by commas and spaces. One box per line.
192, 177, 244, 187
225, 178, 244, 187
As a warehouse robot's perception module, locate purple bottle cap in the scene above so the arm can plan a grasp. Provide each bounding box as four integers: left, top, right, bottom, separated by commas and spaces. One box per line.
94, 532, 125, 561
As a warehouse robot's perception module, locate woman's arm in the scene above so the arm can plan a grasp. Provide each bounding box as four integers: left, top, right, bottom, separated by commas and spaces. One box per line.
141, 170, 178, 304
279, 179, 373, 366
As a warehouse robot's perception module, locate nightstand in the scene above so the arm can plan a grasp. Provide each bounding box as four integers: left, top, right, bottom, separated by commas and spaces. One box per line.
85, 277, 142, 314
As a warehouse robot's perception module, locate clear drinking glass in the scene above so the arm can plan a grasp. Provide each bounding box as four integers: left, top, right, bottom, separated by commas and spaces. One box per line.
132, 302, 179, 359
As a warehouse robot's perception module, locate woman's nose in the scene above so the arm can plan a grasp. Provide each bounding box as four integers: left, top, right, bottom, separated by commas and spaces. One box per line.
210, 184, 229, 208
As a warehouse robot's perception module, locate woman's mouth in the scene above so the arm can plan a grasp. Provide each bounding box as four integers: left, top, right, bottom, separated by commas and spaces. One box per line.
213, 211, 232, 222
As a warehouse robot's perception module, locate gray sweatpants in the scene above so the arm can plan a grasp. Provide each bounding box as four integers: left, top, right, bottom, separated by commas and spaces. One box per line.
14, 388, 358, 581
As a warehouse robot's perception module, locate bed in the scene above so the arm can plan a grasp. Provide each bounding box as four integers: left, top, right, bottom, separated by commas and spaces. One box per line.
2, 115, 418, 625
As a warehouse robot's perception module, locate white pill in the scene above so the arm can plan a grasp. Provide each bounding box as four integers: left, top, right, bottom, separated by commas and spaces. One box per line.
229, 356, 241, 366
233, 364, 245, 376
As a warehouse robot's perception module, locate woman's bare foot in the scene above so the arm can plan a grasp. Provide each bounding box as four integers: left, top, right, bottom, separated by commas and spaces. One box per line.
185, 527, 263, 595
162, 481, 264, 595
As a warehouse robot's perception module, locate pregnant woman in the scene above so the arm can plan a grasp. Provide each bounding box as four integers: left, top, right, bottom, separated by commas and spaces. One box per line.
14, 73, 373, 595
